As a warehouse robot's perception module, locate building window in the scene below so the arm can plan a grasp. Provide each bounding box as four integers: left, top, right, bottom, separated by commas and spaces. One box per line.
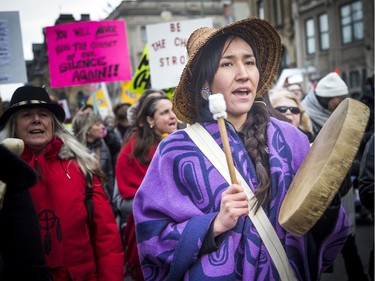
340, 1, 364, 44
141, 26, 147, 44
319, 13, 330, 51
349, 70, 361, 88
362, 69, 367, 86
305, 18, 315, 55
342, 72, 347, 85
257, 0, 264, 19
273, 0, 283, 27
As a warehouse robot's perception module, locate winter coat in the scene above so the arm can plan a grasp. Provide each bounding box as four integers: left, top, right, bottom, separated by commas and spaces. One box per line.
116, 135, 157, 281
359, 133, 374, 217
103, 126, 122, 169
21, 137, 124, 281
0, 144, 52, 281
116, 136, 156, 200
87, 139, 115, 201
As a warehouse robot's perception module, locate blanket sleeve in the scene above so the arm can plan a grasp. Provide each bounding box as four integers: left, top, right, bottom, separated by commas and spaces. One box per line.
133, 135, 220, 281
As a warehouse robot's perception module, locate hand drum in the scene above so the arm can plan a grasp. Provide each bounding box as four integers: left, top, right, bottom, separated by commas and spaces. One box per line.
279, 98, 370, 236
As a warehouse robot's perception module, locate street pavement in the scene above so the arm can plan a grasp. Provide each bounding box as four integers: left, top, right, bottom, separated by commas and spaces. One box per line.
320, 217, 374, 281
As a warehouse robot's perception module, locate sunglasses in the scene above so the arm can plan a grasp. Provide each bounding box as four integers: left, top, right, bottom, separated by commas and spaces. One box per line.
274, 106, 301, 115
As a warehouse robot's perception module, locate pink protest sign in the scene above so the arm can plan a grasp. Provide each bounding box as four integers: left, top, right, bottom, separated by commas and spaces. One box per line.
46, 20, 132, 88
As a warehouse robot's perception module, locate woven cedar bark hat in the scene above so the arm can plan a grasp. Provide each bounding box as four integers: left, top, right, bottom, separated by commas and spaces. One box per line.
173, 17, 282, 124
0, 86, 65, 129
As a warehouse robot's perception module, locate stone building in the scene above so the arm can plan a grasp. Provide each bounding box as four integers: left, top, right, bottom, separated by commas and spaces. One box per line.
247, 0, 373, 95
25, 0, 374, 112
291, 0, 374, 96
106, 0, 250, 71
106, 0, 301, 90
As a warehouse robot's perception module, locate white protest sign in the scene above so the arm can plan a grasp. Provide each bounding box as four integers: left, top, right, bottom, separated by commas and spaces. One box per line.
0, 12, 27, 84
146, 18, 213, 89
58, 99, 71, 119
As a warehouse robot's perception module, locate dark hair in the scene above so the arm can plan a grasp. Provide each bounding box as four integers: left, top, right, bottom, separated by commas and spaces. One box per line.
129, 95, 170, 165
138, 89, 166, 108
113, 102, 131, 121
191, 33, 271, 212
128, 89, 166, 126
113, 102, 131, 115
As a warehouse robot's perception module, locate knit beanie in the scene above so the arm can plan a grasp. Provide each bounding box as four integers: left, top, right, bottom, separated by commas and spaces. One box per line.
315, 72, 349, 97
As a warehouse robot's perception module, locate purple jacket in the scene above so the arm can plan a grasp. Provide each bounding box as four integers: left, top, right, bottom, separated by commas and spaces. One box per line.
134, 119, 349, 281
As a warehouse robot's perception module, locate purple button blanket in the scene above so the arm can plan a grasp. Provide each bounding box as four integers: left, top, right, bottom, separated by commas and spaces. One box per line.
134, 119, 349, 281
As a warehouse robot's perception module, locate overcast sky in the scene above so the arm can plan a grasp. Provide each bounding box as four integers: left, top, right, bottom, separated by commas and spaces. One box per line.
0, 0, 121, 100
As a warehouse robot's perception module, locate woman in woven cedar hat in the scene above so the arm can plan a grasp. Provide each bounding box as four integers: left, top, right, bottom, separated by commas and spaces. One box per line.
0, 85, 124, 281
133, 18, 349, 281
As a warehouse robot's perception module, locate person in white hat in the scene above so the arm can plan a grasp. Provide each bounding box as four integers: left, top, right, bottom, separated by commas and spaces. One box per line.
302, 72, 350, 135
303, 73, 370, 281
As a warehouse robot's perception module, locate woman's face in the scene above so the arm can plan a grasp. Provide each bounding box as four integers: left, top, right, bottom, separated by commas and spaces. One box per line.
87, 122, 105, 141
273, 97, 301, 127
15, 108, 53, 153
147, 99, 177, 136
287, 84, 303, 101
210, 36, 260, 129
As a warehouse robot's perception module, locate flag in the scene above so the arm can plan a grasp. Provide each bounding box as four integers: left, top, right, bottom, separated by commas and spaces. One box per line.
128, 45, 151, 94
87, 82, 113, 117
120, 81, 137, 105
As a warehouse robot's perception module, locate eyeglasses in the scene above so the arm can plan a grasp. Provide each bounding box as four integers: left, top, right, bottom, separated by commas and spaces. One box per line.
274, 106, 301, 115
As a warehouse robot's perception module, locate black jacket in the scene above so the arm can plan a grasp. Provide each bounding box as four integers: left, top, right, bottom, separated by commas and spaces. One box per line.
0, 144, 52, 281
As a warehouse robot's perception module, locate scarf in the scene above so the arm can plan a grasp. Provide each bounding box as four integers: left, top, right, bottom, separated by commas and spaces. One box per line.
302, 93, 331, 133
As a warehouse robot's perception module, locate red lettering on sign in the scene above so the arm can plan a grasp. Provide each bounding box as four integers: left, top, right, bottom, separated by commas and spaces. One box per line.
151, 39, 166, 51
170, 23, 181, 32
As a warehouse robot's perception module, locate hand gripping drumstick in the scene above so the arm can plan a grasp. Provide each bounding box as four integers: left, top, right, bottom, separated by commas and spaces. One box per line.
1, 138, 25, 156
209, 94, 238, 184
0, 138, 25, 209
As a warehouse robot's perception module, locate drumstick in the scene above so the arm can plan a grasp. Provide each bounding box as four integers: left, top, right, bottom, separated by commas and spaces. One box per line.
1, 138, 25, 156
0, 138, 24, 210
208, 94, 238, 184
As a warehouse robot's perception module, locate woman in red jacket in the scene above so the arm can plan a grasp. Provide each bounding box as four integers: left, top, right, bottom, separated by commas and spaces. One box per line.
0, 86, 124, 281
116, 95, 178, 280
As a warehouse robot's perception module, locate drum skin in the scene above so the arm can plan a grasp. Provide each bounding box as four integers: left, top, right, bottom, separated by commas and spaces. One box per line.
278, 98, 370, 236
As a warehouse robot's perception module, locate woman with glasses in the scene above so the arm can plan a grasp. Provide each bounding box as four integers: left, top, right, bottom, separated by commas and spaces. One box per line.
270, 89, 315, 142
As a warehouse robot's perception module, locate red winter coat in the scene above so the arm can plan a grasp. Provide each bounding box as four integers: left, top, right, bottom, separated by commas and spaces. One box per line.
116, 136, 156, 200
21, 137, 124, 281
116, 135, 157, 281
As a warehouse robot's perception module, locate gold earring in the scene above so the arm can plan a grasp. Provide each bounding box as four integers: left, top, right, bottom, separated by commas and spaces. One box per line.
150, 124, 154, 129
